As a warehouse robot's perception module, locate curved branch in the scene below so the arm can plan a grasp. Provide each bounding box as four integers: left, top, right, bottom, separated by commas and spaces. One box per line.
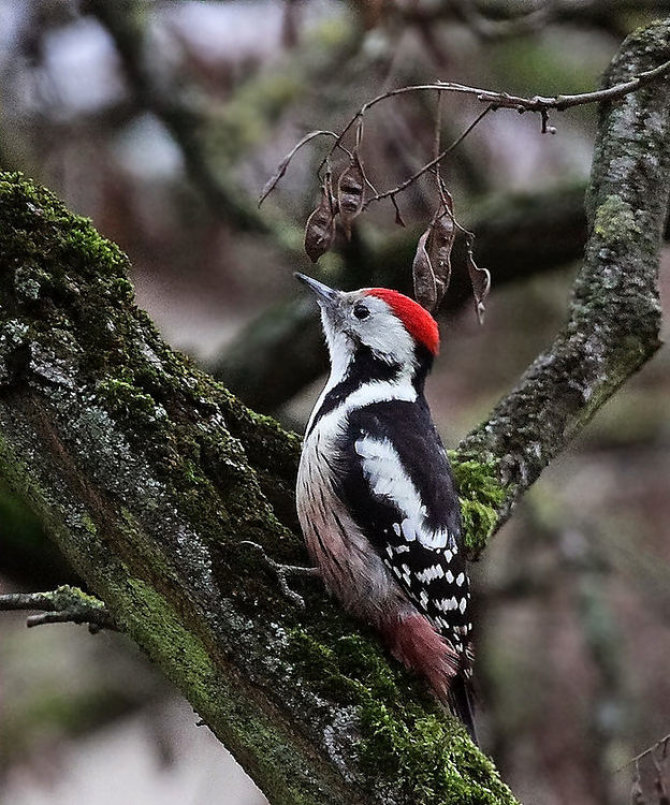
320, 58, 670, 171
457, 21, 670, 539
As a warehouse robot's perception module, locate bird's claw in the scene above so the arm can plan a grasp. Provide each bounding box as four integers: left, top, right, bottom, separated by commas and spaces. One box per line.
240, 541, 319, 609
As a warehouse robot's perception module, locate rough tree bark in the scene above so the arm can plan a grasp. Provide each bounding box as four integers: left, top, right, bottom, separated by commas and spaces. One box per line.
0, 20, 669, 805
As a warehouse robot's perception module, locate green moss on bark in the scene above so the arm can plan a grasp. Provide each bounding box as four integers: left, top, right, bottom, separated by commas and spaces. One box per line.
449, 454, 507, 559
0, 170, 522, 803
288, 629, 518, 805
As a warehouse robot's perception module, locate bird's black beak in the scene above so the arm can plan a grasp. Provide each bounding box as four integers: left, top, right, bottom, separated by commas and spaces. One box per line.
295, 273, 341, 310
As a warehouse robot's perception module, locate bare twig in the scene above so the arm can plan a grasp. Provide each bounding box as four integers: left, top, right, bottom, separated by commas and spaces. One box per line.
320, 57, 670, 172
362, 104, 494, 210
434, 90, 442, 170
618, 734, 670, 772
258, 130, 339, 207
0, 585, 117, 632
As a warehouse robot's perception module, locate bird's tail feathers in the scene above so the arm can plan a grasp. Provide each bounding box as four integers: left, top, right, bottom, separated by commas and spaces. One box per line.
448, 674, 478, 746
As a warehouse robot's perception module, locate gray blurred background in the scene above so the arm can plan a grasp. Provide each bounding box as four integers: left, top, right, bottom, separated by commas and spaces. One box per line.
1, 1, 670, 803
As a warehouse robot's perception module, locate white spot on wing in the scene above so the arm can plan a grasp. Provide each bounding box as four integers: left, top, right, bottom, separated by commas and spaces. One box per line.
400, 518, 416, 542
416, 564, 444, 584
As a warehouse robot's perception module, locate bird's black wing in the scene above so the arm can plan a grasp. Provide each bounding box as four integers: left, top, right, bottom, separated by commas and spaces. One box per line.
334, 397, 472, 655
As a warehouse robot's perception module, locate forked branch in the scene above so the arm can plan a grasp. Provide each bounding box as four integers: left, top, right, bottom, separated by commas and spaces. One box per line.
457, 22, 670, 550
0, 586, 116, 631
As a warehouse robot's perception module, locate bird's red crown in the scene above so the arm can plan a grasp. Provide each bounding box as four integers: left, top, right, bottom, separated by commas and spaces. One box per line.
365, 288, 440, 355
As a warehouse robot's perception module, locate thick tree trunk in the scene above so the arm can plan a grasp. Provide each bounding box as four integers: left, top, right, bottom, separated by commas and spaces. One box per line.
0, 184, 514, 803
0, 20, 669, 805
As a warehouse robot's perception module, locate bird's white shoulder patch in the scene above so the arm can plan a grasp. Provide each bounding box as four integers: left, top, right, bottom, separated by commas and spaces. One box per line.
354, 434, 453, 550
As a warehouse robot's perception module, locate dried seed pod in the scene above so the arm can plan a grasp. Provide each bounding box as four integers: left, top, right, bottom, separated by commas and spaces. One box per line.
465, 238, 491, 325
630, 763, 645, 805
259, 153, 292, 208
337, 148, 365, 239
304, 179, 336, 263
412, 229, 438, 313
425, 200, 456, 311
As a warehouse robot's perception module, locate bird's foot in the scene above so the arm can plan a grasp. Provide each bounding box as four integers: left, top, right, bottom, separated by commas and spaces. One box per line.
240, 541, 319, 609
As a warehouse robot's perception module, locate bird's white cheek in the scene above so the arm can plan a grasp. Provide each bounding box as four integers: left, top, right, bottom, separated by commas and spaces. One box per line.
360, 321, 416, 366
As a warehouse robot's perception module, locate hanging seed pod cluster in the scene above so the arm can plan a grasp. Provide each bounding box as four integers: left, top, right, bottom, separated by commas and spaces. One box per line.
410, 193, 490, 321
259, 107, 492, 322
303, 147, 366, 261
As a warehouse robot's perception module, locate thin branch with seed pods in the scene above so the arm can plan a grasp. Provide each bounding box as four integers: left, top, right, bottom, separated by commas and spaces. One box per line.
262, 55, 670, 301
617, 734, 670, 772
258, 130, 346, 207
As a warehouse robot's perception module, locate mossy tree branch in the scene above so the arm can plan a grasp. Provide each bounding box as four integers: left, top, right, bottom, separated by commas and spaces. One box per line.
0, 181, 513, 803
0, 585, 116, 630
457, 20, 670, 541
0, 19, 669, 805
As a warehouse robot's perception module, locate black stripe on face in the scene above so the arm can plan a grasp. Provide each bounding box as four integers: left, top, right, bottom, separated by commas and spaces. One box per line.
306, 345, 401, 437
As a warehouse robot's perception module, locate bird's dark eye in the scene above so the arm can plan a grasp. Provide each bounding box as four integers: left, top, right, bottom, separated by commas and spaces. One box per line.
353, 304, 370, 321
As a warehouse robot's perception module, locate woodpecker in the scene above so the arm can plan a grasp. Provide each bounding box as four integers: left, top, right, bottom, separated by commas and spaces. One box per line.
295, 273, 476, 740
